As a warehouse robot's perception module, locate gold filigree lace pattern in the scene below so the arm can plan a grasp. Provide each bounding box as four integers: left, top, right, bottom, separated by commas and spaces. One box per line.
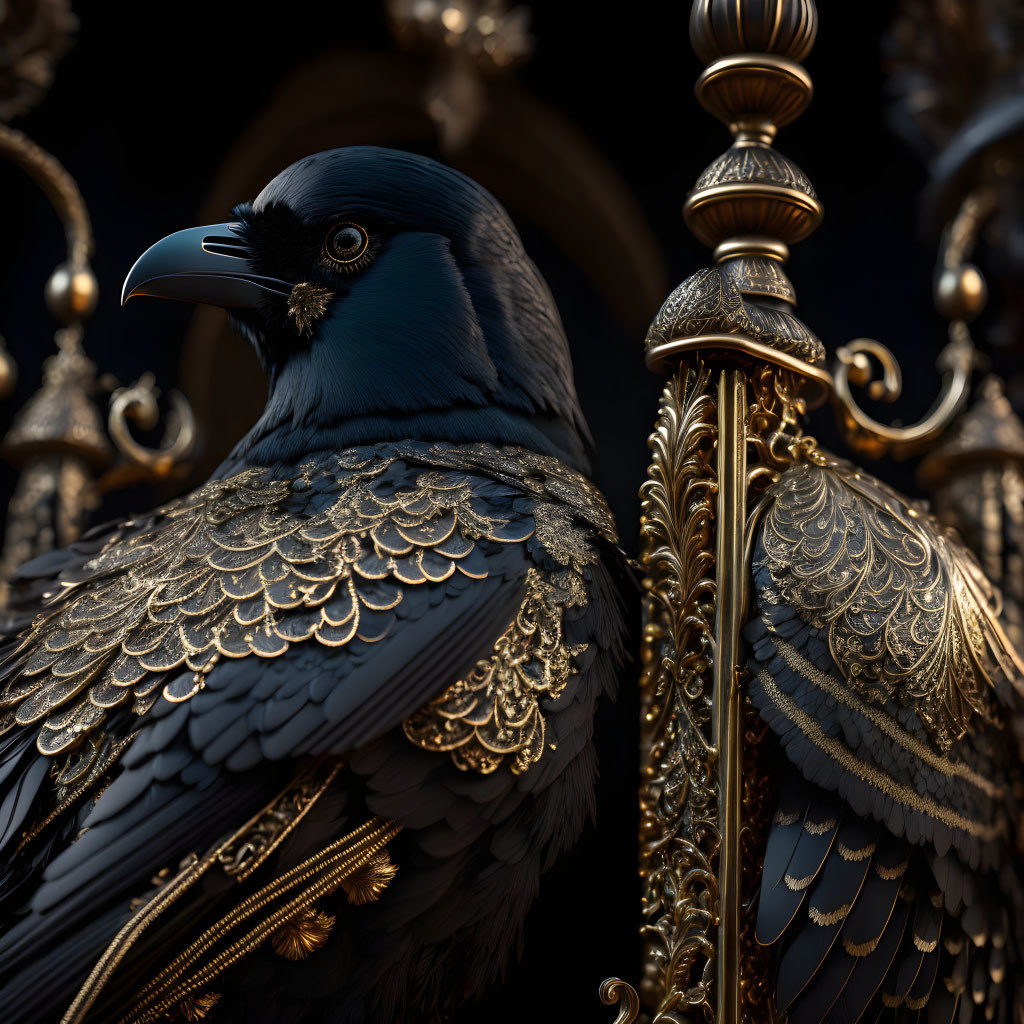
403, 563, 590, 775
1, 443, 614, 797
759, 460, 1024, 749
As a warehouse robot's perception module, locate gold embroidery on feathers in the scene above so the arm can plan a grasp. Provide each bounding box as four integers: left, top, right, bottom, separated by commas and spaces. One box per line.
1, 444, 612, 801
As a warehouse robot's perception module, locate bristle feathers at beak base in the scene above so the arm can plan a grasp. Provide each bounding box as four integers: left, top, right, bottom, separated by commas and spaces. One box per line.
287, 283, 333, 337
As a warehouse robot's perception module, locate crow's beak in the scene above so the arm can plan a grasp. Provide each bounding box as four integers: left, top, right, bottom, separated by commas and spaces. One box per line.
121, 223, 293, 308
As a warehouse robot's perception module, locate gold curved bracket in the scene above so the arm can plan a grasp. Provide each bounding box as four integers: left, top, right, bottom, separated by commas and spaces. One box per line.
106, 374, 197, 479
0, 122, 92, 266
599, 978, 639, 1024
831, 323, 974, 459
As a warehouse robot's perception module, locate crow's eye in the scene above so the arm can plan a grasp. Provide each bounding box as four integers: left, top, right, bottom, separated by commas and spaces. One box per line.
325, 223, 370, 266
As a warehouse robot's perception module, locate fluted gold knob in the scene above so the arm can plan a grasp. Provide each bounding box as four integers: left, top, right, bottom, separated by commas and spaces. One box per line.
689, 0, 817, 62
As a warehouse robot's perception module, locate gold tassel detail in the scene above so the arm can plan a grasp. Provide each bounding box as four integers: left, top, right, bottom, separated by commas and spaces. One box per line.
168, 991, 220, 1021
341, 849, 399, 905
270, 907, 336, 960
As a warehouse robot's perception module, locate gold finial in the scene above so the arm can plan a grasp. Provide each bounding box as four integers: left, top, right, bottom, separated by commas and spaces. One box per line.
645, 0, 826, 371
689, 0, 817, 64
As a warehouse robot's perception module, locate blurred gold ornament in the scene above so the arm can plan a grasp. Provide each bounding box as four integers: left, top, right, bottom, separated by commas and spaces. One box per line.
44, 261, 99, 324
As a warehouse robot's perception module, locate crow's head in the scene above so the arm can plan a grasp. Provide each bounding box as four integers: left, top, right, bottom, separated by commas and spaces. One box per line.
123, 147, 589, 472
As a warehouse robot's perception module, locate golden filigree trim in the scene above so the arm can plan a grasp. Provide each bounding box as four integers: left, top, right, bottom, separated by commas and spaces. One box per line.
803, 816, 837, 836
3, 443, 613, 844
772, 639, 1004, 800
876, 859, 909, 881
784, 872, 815, 892
843, 936, 881, 956
836, 841, 876, 862
217, 761, 342, 881
637, 364, 720, 1018
7, 457, 537, 765
61, 848, 224, 1024
19, 734, 135, 850
773, 808, 800, 826
114, 817, 401, 1024
914, 934, 938, 953
402, 567, 587, 775
757, 670, 1005, 841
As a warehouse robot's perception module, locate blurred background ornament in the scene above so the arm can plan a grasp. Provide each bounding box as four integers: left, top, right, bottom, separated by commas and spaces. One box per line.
386, 0, 532, 150
0, 0, 76, 121
0, 0, 196, 603
882, 0, 1024, 649
888, 0, 1024, 388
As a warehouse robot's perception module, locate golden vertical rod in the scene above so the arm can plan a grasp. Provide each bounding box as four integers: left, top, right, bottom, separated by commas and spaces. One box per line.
712, 368, 747, 1024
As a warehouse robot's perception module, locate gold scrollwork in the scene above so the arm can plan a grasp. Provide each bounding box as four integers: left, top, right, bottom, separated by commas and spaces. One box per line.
106, 373, 197, 480
831, 326, 974, 459
830, 185, 993, 461
638, 361, 720, 1020
403, 564, 590, 776
599, 977, 640, 1024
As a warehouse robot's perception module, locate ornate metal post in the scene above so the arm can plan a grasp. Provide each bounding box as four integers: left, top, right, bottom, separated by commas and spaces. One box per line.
637, 3, 830, 1020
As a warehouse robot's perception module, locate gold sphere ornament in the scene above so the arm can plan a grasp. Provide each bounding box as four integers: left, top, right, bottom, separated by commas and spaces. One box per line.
44, 261, 99, 324
935, 264, 988, 322
689, 0, 818, 63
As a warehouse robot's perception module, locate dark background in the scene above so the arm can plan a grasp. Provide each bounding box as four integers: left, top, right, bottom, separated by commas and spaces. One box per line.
0, 2, 948, 1019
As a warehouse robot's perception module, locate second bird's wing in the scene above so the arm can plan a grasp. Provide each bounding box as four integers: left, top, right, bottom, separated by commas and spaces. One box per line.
747, 458, 1022, 1024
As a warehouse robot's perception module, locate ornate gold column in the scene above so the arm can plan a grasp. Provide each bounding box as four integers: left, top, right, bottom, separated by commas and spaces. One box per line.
636, 3, 830, 1021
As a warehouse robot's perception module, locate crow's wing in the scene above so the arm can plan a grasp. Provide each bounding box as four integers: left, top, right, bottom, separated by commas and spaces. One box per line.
748, 459, 1021, 1024
0, 441, 622, 1022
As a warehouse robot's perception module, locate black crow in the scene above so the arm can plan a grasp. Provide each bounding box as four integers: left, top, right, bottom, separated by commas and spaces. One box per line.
0, 147, 625, 1023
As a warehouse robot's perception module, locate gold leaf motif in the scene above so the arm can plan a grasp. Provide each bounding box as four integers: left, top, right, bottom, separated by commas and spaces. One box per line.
759, 459, 1024, 749
637, 363, 720, 1017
